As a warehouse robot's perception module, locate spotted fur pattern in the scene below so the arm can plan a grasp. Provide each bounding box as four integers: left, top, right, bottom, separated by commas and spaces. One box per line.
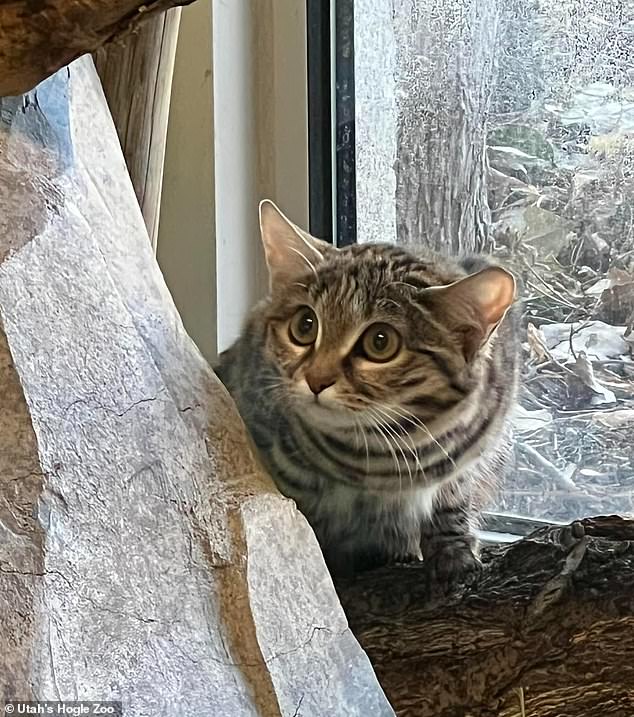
216, 238, 519, 580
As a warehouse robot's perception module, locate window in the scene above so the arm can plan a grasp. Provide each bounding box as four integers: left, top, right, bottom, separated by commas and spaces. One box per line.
309, 0, 634, 525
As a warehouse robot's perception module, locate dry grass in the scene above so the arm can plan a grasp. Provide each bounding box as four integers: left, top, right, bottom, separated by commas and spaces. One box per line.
487, 131, 634, 522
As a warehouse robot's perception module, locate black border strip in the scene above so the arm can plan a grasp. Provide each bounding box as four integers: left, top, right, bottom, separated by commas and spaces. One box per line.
307, 0, 334, 243
334, 0, 357, 246
307, 0, 358, 246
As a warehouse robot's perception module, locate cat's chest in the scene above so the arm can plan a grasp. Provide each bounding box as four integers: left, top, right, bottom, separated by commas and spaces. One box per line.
292, 477, 441, 558
271, 458, 441, 539
318, 479, 440, 521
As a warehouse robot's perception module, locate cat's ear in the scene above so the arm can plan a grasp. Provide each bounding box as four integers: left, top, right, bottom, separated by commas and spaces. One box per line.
259, 199, 333, 287
424, 267, 516, 360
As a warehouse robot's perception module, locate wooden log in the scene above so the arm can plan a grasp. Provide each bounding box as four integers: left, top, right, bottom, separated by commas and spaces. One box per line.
337, 516, 634, 717
0, 0, 193, 96
0, 57, 394, 716
94, 9, 182, 249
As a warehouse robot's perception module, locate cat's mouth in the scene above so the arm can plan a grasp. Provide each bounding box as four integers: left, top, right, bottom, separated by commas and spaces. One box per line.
299, 392, 340, 411
288, 379, 368, 421
289, 382, 347, 412
297, 392, 363, 421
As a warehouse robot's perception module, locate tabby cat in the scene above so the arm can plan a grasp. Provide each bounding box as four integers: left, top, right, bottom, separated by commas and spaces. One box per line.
216, 200, 519, 583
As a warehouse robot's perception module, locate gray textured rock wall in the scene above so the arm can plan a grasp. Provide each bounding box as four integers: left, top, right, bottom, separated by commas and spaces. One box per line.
0, 57, 394, 717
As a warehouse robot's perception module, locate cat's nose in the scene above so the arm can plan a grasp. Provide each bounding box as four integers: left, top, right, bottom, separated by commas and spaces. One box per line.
305, 375, 336, 396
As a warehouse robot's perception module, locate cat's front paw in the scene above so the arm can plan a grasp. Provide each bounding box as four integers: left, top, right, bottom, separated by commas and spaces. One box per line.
423, 544, 482, 593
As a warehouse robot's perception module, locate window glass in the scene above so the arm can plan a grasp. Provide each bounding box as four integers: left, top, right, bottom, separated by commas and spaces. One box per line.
348, 0, 634, 521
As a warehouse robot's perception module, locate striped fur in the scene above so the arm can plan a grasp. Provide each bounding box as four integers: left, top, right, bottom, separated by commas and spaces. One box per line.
216, 225, 519, 579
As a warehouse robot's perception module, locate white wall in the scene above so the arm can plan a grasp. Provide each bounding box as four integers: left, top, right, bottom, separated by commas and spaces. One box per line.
157, 0, 216, 361
158, 0, 309, 359
211, 0, 261, 354
214, 0, 309, 353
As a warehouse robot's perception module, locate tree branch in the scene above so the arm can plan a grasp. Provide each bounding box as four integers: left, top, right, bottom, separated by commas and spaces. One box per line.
336, 516, 634, 717
0, 0, 194, 96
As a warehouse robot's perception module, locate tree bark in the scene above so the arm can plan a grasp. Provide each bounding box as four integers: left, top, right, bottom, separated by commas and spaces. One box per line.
0, 0, 193, 97
393, 0, 499, 254
94, 9, 182, 249
337, 516, 634, 717
0, 57, 394, 717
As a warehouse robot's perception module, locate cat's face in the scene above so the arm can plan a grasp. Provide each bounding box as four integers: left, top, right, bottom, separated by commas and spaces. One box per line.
263, 247, 465, 423
257, 201, 515, 425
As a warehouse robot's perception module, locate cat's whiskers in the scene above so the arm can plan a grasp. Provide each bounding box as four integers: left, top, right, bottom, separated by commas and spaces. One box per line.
368, 405, 418, 489
381, 402, 457, 471
371, 402, 426, 478
361, 410, 404, 496
260, 377, 292, 403
365, 407, 413, 494
352, 414, 371, 476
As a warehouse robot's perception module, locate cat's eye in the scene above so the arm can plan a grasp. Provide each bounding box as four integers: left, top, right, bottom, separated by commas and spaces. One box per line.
360, 323, 401, 362
289, 306, 319, 346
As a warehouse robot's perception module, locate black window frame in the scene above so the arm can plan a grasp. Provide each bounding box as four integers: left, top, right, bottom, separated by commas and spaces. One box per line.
307, 0, 334, 243
307, 0, 357, 247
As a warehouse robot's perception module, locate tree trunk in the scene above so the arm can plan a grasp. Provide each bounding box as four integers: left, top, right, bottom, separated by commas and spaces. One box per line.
337, 516, 634, 716
0, 0, 193, 96
0, 57, 393, 717
393, 0, 499, 254
94, 9, 182, 249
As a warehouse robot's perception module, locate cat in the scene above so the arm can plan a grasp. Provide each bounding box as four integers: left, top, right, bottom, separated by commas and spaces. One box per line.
215, 200, 519, 584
